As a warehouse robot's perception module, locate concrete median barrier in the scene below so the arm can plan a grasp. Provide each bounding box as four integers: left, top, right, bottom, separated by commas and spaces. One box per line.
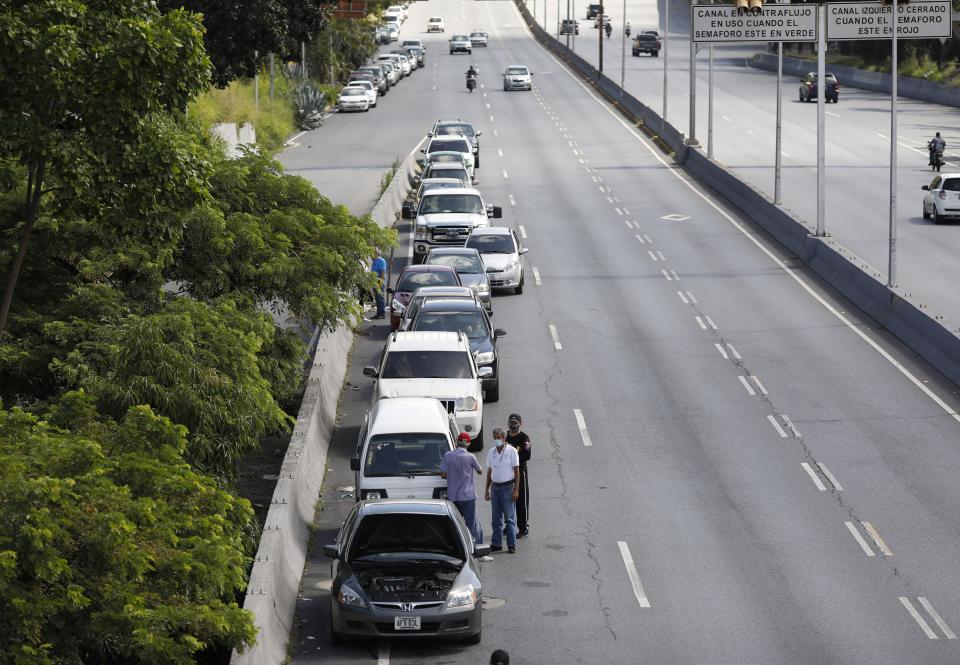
515, 0, 960, 388
230, 147, 418, 665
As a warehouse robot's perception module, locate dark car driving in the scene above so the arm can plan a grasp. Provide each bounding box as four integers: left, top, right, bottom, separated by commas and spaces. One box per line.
799, 72, 839, 103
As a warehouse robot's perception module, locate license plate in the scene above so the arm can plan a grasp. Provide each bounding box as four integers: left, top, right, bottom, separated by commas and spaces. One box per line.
394, 616, 421, 631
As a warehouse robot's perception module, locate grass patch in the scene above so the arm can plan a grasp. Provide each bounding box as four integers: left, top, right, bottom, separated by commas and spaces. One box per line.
189, 70, 298, 154
378, 158, 401, 198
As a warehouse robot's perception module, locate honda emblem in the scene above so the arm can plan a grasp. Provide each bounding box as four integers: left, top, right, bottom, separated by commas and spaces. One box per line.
400, 603, 414, 613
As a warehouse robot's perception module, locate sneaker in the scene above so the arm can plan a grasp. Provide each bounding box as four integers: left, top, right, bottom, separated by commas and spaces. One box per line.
508, 546, 516, 553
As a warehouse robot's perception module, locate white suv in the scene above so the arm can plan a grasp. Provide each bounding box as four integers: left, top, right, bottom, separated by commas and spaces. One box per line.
364, 331, 489, 449
427, 17, 445, 32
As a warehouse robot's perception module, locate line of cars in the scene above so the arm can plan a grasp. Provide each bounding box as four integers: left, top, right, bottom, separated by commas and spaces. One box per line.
324, 118, 530, 645
339, 32, 428, 113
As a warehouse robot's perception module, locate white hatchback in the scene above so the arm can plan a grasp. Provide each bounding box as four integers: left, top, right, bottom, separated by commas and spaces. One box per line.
922, 174, 960, 224
338, 86, 370, 112
428, 16, 445, 32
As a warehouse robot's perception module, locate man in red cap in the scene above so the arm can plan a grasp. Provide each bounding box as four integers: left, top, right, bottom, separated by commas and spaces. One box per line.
441, 432, 485, 544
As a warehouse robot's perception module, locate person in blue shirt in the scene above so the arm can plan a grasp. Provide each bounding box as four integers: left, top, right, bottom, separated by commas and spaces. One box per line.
370, 249, 387, 319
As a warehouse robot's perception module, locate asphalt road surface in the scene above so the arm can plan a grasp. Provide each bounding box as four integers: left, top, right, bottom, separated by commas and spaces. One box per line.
531, 0, 960, 328
285, 1, 960, 663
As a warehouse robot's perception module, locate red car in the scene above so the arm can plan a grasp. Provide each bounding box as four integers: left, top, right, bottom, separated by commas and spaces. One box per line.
388, 264, 461, 329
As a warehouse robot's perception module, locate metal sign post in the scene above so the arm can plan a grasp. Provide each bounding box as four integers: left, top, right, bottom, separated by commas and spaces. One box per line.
889, 0, 898, 287
775, 40, 782, 205
816, 2, 826, 236
662, 0, 669, 130
689, 39, 697, 144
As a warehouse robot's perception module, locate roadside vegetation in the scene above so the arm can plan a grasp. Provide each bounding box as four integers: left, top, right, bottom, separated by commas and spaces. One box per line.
0, 0, 394, 662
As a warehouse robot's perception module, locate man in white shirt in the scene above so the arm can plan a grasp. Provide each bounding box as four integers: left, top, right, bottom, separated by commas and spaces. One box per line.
484, 427, 520, 552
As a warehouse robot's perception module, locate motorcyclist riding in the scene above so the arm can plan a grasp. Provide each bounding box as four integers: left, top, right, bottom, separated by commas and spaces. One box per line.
929, 132, 946, 167
466, 64, 479, 78
466, 64, 478, 92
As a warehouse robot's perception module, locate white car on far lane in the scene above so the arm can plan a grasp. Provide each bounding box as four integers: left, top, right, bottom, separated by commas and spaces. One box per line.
922, 173, 960, 224
428, 16, 445, 32
338, 86, 370, 113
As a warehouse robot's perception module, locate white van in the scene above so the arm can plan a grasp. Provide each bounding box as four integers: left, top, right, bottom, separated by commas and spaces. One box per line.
351, 397, 460, 501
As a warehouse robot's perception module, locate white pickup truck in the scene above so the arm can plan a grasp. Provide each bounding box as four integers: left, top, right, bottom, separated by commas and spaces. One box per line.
402, 188, 502, 263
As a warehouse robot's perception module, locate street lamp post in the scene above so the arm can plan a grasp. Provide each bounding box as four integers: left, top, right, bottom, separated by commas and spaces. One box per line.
707, 42, 714, 157
888, 0, 899, 287
662, 0, 669, 129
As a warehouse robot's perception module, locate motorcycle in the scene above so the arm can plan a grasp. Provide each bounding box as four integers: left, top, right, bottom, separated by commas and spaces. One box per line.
466, 74, 477, 92
929, 144, 944, 171
604, 23, 612, 38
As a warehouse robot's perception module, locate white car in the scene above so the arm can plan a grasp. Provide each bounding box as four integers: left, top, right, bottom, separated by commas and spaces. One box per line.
346, 79, 378, 107
401, 38, 425, 50
386, 4, 407, 21
384, 10, 402, 24
338, 86, 370, 112
423, 136, 476, 176
427, 16, 445, 32
469, 31, 488, 47
385, 24, 399, 41
465, 226, 528, 294
503, 65, 533, 91
449, 34, 472, 54
377, 53, 406, 78
394, 52, 412, 76
594, 13, 610, 27
922, 174, 960, 224
409, 187, 502, 262
363, 331, 490, 448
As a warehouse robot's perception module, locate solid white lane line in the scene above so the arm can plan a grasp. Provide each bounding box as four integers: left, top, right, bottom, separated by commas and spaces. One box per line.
284, 130, 307, 146
518, 225, 527, 239
670, 270, 680, 281
574, 408, 592, 446
636, 233, 646, 243
919, 597, 957, 639
768, 415, 789, 438
662, 269, 673, 281
497, 148, 504, 157
862, 522, 892, 556
801, 462, 827, 490
533, 267, 542, 285
726, 343, 741, 359
509, 193, 517, 206
677, 291, 689, 304
704, 315, 718, 330
695, 316, 708, 330
816, 463, 843, 491
781, 415, 801, 437
875, 132, 887, 139
738, 376, 756, 395
845, 521, 876, 557
520, 24, 960, 426
648, 250, 660, 262
549, 324, 562, 350
502, 169, 509, 179
377, 642, 390, 665
901, 597, 939, 639
715, 343, 729, 359
617, 541, 651, 607
751, 376, 768, 396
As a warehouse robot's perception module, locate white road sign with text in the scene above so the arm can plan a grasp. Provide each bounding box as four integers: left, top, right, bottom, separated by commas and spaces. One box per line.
826, 1, 951, 40
691, 5, 818, 43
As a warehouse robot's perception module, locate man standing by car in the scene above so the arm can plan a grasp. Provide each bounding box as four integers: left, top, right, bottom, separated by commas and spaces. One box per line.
370, 249, 388, 319
505, 413, 531, 538
485, 427, 520, 553
441, 432, 485, 544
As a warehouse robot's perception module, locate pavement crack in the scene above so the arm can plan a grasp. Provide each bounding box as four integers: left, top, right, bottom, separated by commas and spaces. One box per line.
585, 527, 617, 641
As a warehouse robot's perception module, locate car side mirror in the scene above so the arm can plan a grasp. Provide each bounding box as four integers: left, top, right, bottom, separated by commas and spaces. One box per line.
350, 457, 360, 471
420, 148, 426, 153
322, 544, 339, 559
477, 366, 493, 378
491, 206, 503, 218
363, 366, 379, 378
427, 131, 434, 137
474, 544, 491, 558
493, 328, 507, 338
519, 247, 529, 254
922, 185, 930, 190
401, 204, 414, 219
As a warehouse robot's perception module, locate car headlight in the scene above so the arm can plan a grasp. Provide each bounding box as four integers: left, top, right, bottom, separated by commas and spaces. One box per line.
362, 489, 386, 499
415, 225, 427, 240
391, 300, 405, 313
447, 584, 477, 609
474, 351, 495, 365
338, 585, 368, 608
472, 282, 489, 294
456, 396, 478, 412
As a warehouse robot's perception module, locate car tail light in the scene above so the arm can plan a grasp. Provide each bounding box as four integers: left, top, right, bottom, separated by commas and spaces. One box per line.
939, 191, 947, 200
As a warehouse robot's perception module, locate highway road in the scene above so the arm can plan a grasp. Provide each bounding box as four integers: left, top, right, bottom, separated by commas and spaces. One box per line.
286, 1, 960, 663
531, 0, 960, 328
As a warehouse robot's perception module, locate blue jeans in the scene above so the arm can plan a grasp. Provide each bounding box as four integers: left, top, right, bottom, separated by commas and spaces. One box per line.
453, 499, 483, 545
490, 484, 517, 548
374, 287, 385, 317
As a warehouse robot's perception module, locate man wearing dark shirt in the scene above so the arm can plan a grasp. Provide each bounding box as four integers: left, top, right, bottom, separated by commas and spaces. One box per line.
504, 413, 531, 537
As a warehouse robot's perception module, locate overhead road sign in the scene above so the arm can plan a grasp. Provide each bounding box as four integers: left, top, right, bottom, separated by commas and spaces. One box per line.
691, 5, 817, 43
827, 1, 951, 40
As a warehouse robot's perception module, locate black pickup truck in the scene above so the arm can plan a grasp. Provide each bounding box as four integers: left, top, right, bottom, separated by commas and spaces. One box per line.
586, 3, 602, 19
631, 32, 660, 57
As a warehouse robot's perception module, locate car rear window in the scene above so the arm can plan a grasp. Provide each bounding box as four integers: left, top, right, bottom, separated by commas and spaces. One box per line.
506, 67, 529, 75
437, 124, 475, 138
420, 194, 484, 214
427, 254, 484, 273
425, 167, 469, 184
381, 350, 473, 379
430, 139, 470, 153
413, 311, 489, 340
942, 179, 960, 192
467, 234, 515, 253
350, 514, 464, 559
397, 271, 460, 292
363, 434, 449, 477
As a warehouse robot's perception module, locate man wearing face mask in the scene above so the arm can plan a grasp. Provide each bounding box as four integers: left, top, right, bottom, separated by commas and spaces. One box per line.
504, 413, 531, 538
484, 427, 520, 553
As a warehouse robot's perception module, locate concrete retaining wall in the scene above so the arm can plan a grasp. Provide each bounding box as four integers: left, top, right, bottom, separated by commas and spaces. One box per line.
231, 148, 419, 665
516, 0, 960, 387
751, 52, 960, 109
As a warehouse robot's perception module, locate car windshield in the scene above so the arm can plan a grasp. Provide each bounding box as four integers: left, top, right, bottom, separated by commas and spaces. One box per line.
942, 179, 960, 191
429, 17, 442, 22
350, 514, 464, 560
430, 139, 470, 153
397, 270, 460, 292
363, 434, 449, 477
414, 311, 489, 340
428, 254, 484, 273
425, 167, 469, 184
420, 194, 484, 214
437, 124, 475, 138
470, 32, 484, 37
453, 34, 469, 40
380, 350, 473, 379
429, 154, 464, 165
419, 181, 461, 196
466, 234, 515, 254
506, 67, 529, 75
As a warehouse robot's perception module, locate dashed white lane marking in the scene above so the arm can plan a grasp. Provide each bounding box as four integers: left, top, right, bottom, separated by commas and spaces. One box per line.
768, 415, 789, 438
636, 233, 646, 242
574, 408, 592, 446
845, 521, 876, 557
695, 316, 708, 330
900, 597, 939, 639
573, 149, 581, 155
549, 324, 563, 350
677, 291, 689, 304
781, 415, 801, 437
738, 375, 756, 395
781, 150, 790, 158
919, 597, 957, 639
606, 196, 614, 203
570, 141, 575, 147
669, 269, 680, 281
498, 148, 504, 157
518, 225, 527, 239
614, 208, 623, 215
662, 269, 673, 281
816, 462, 843, 491
613, 196, 620, 203
751, 375, 767, 396
826, 110, 841, 118
726, 343, 741, 359
578, 158, 585, 164
715, 343, 729, 360
502, 169, 509, 179
746, 129, 757, 138
648, 250, 660, 262
704, 316, 718, 330
875, 132, 887, 139
624, 220, 635, 229
617, 541, 651, 608
490, 115, 495, 122
377, 642, 390, 665
592, 175, 599, 182
722, 115, 732, 122
483, 92, 487, 98
493, 129, 498, 137
533, 267, 541, 285
801, 462, 827, 490
486, 102, 491, 109
862, 521, 892, 556
509, 193, 517, 206
622, 208, 630, 215
432, 85, 437, 90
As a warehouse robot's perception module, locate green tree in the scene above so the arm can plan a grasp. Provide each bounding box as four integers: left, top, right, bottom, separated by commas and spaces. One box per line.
0, 0, 212, 338
0, 393, 257, 665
